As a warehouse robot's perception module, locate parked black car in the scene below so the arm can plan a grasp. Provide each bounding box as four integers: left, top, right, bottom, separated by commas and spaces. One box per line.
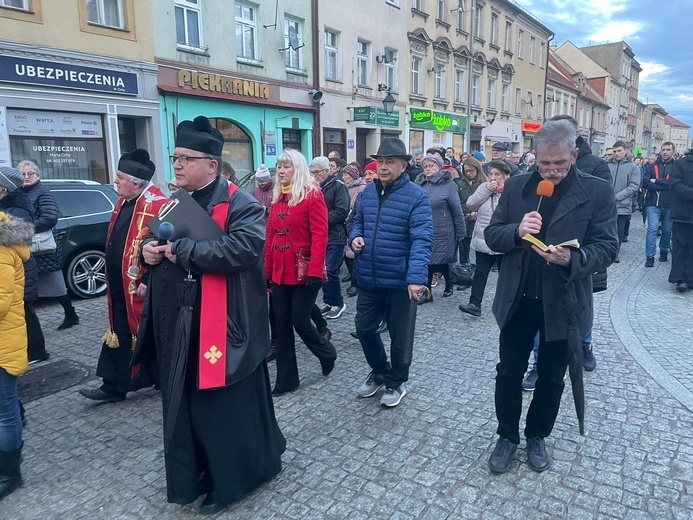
43, 180, 119, 299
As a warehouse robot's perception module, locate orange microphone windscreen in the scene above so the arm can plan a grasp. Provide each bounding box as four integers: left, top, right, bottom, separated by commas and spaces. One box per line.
536, 180, 555, 198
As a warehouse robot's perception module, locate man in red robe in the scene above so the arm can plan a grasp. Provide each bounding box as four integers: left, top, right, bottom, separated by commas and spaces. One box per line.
79, 149, 168, 402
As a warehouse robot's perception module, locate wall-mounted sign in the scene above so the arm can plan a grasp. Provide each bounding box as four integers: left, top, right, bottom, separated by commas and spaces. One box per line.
347, 139, 355, 150
0, 55, 138, 96
352, 106, 400, 127
178, 70, 269, 99
410, 108, 467, 133
7, 109, 103, 138
266, 144, 276, 156
521, 121, 542, 133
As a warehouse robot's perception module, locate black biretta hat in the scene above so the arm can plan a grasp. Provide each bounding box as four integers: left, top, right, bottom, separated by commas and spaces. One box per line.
118, 149, 155, 181
175, 116, 224, 157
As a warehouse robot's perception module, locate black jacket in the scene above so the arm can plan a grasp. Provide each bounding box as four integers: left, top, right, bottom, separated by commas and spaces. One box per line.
133, 177, 270, 388
484, 168, 618, 341
642, 158, 675, 209
575, 136, 611, 182
23, 180, 62, 273
320, 174, 350, 245
406, 164, 423, 182
0, 190, 38, 301
670, 152, 693, 223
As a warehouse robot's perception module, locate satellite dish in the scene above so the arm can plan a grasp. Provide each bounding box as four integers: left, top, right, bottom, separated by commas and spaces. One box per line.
288, 26, 300, 50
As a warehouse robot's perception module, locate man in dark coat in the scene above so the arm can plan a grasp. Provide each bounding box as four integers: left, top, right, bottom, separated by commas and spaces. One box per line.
350, 138, 433, 408
79, 150, 167, 403
483, 143, 519, 177
668, 149, 693, 292
135, 116, 285, 514
484, 120, 618, 474
642, 142, 675, 267
310, 156, 350, 319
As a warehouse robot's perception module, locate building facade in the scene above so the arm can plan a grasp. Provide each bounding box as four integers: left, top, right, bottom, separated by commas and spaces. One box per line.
663, 115, 690, 155
405, 0, 551, 157
0, 1, 162, 184
316, 0, 409, 165
153, 0, 318, 183
647, 103, 667, 153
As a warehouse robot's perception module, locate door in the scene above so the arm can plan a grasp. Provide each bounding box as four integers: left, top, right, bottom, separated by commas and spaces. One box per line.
323, 128, 345, 159
356, 128, 369, 166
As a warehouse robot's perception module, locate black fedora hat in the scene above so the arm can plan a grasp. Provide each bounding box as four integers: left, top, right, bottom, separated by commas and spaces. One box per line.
371, 137, 412, 161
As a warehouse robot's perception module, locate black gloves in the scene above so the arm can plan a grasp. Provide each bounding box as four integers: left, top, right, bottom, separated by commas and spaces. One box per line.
307, 276, 322, 287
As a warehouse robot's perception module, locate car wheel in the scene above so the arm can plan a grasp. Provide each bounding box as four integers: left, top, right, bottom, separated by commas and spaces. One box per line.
66, 249, 108, 299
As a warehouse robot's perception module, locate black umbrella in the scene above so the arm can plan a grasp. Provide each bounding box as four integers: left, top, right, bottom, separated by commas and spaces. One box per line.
564, 282, 585, 435
164, 274, 197, 453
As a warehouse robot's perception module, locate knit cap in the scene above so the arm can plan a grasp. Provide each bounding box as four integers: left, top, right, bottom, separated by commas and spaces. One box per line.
0, 167, 24, 192
472, 151, 486, 162
255, 164, 271, 181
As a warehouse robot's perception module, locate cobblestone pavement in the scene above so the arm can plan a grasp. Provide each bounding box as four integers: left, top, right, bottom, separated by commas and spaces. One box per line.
3, 220, 692, 519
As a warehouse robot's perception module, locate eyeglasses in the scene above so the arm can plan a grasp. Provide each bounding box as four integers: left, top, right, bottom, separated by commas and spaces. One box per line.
463, 168, 476, 174
310, 168, 327, 175
538, 167, 570, 175
169, 155, 213, 166
422, 164, 440, 170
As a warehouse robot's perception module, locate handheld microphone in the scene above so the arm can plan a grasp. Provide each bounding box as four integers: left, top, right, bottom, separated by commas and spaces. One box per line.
157, 221, 175, 246
536, 180, 554, 212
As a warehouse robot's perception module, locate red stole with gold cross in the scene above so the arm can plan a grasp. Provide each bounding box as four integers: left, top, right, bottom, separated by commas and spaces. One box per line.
198, 182, 238, 389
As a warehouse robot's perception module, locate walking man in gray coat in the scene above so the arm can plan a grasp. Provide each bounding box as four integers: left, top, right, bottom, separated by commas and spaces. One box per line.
608, 140, 641, 262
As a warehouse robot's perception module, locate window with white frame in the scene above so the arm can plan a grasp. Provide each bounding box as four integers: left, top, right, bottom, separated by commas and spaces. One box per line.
357, 39, 371, 87
537, 94, 543, 119
529, 36, 536, 64
413, 0, 422, 10
384, 48, 398, 91
456, 0, 466, 31
235, 2, 257, 59
579, 107, 585, 128
474, 4, 483, 38
539, 41, 546, 68
284, 16, 303, 70
517, 29, 524, 58
434, 62, 446, 99
472, 74, 481, 106
487, 78, 496, 109
411, 56, 423, 95
386, 0, 399, 6
502, 83, 509, 112
86, 0, 124, 29
455, 69, 465, 103
526, 91, 533, 117
324, 29, 340, 81
2, 0, 29, 11
515, 87, 521, 115
174, 0, 202, 47
436, 0, 445, 21
490, 13, 499, 46
504, 21, 512, 51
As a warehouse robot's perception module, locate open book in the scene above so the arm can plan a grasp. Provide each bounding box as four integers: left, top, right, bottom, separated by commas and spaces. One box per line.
522, 234, 580, 252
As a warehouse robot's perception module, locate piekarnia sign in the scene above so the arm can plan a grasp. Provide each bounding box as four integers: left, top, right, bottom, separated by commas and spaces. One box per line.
0, 55, 139, 96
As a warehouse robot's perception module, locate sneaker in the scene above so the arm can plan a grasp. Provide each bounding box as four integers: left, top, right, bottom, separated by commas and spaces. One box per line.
319, 303, 332, 314
459, 302, 481, 317
659, 251, 668, 262
522, 367, 538, 391
431, 274, 439, 287
526, 437, 550, 472
582, 343, 596, 372
325, 303, 347, 319
488, 437, 517, 474
645, 257, 654, 267
380, 385, 406, 407
357, 372, 386, 398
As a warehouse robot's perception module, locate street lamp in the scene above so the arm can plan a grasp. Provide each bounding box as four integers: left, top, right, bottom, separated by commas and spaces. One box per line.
382, 92, 396, 115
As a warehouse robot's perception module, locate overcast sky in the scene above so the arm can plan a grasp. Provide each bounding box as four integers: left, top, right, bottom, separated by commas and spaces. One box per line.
519, 0, 693, 137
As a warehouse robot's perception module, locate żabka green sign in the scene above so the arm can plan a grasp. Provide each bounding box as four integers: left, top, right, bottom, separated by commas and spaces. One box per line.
410, 108, 467, 133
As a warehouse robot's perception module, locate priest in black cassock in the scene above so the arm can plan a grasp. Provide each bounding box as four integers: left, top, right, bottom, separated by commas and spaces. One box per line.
80, 149, 168, 402
134, 116, 285, 514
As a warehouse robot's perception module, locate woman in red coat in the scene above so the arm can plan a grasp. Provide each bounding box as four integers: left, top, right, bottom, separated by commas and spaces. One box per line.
265, 149, 337, 396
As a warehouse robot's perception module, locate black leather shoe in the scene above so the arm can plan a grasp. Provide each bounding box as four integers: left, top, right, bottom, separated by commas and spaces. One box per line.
443, 288, 454, 297
459, 302, 481, 317
272, 384, 299, 397
526, 437, 550, 472
676, 281, 689, 293
321, 357, 335, 377
417, 293, 432, 305
78, 388, 125, 403
58, 309, 79, 330
488, 437, 517, 474
346, 286, 358, 297
198, 493, 227, 515
659, 251, 668, 262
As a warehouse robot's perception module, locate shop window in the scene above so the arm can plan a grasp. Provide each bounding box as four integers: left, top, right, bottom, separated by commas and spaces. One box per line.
117, 117, 137, 154
208, 118, 254, 183
86, 0, 124, 29
409, 130, 424, 157
282, 129, 302, 151
176, 0, 203, 49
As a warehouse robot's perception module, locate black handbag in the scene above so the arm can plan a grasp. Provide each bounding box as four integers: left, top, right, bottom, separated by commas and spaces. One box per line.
592, 270, 607, 293
449, 262, 475, 287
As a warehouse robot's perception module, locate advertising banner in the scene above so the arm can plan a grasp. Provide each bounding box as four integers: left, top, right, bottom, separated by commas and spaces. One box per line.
7, 109, 103, 138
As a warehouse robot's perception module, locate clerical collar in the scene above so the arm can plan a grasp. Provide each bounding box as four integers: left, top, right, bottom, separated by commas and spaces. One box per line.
190, 176, 218, 194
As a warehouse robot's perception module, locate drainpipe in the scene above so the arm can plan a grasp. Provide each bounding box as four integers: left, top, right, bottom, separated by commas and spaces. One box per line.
311, 0, 321, 156
543, 32, 554, 123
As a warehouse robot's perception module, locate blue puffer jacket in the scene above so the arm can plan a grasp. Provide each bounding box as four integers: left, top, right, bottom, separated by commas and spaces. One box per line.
349, 174, 433, 291
23, 181, 62, 273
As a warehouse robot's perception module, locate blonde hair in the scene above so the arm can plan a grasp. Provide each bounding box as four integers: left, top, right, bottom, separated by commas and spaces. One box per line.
272, 149, 318, 206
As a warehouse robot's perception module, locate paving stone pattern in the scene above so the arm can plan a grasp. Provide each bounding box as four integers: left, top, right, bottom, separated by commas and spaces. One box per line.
3, 221, 692, 519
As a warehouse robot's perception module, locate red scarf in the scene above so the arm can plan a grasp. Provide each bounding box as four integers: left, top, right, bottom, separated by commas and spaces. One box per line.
198, 182, 238, 389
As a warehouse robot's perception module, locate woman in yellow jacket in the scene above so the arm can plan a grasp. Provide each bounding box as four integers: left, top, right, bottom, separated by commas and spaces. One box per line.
0, 210, 32, 501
